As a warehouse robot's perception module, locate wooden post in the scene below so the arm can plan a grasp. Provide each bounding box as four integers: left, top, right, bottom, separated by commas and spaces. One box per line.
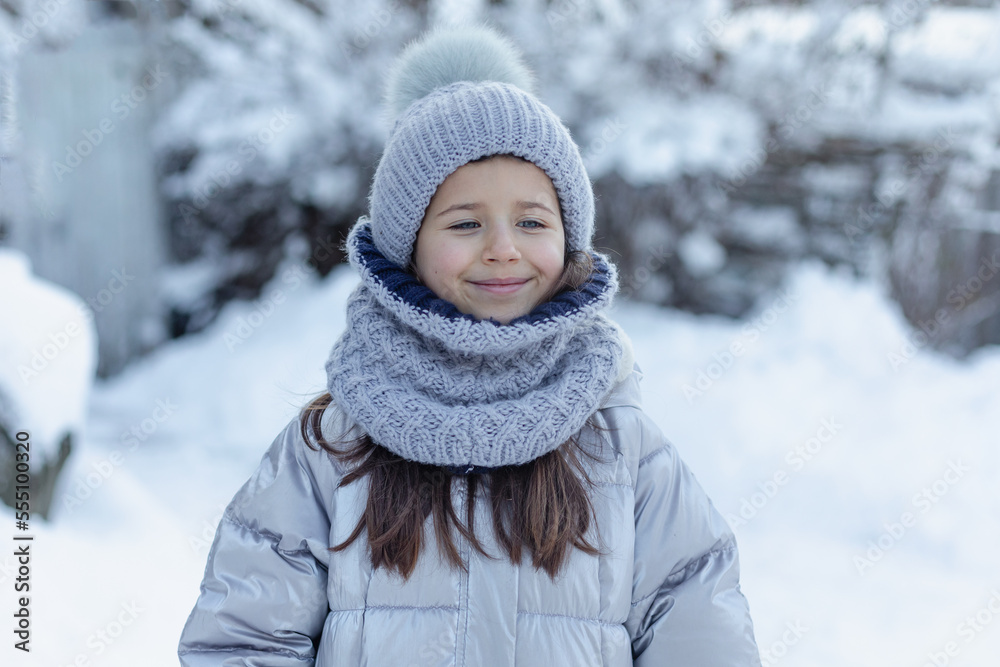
12, 20, 167, 376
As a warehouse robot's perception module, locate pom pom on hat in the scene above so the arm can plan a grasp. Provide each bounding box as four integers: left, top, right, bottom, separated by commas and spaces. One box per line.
365, 24, 595, 270
384, 24, 536, 125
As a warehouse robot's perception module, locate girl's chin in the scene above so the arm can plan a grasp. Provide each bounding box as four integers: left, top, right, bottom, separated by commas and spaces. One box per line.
444, 287, 549, 323
466, 301, 536, 324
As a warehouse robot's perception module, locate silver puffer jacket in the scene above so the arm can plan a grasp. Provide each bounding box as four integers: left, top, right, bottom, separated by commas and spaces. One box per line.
178, 368, 761, 666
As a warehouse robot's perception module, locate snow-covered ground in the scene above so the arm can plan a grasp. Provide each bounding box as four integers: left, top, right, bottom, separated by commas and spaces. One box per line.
2, 258, 998, 666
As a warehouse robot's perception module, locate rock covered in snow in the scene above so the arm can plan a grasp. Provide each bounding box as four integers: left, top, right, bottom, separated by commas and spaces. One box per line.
0, 248, 96, 518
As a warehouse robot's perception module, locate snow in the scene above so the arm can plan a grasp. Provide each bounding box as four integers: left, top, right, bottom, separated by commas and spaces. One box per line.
891, 7, 1000, 92
0, 248, 97, 457
592, 92, 762, 184
830, 6, 887, 54
158, 257, 229, 308
860, 85, 996, 143
724, 205, 804, 254
0, 0, 87, 61
677, 229, 726, 277
2, 257, 998, 665
291, 164, 362, 208
152, 0, 409, 217
717, 5, 822, 52
710, 3, 1000, 148
800, 162, 870, 198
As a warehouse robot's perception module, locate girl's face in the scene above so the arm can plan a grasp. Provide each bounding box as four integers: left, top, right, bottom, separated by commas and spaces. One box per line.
412, 156, 565, 324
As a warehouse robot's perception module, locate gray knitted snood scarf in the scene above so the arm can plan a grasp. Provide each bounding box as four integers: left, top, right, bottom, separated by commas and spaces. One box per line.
324, 219, 626, 469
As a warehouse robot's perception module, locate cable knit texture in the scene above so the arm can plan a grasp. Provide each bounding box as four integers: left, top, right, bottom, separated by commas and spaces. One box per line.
324, 220, 625, 468
370, 78, 594, 269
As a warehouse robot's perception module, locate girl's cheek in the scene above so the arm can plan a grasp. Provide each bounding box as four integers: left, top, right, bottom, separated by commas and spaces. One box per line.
540, 247, 566, 275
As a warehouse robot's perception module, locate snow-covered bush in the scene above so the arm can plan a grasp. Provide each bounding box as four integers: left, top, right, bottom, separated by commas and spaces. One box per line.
153, 0, 1000, 354
154, 0, 422, 334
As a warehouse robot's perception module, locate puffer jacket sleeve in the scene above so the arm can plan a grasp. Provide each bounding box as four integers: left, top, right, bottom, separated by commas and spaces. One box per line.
178, 418, 334, 666
623, 407, 761, 666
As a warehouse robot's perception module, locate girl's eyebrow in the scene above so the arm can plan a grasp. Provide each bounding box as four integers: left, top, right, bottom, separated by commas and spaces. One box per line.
434, 200, 557, 218
517, 200, 557, 216
435, 202, 480, 218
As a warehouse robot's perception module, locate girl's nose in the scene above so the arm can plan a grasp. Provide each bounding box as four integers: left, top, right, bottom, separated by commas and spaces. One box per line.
483, 223, 520, 263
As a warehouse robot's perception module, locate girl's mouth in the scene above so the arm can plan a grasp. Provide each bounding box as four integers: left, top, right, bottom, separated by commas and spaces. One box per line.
469, 278, 530, 295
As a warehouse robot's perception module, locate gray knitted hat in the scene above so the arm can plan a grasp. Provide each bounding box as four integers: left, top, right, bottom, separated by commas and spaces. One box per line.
368, 24, 595, 269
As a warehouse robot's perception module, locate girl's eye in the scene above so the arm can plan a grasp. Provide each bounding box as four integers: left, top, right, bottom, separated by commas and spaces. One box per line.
518, 219, 544, 228
449, 220, 480, 230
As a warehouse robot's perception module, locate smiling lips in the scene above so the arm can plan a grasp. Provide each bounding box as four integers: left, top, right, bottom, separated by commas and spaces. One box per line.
469, 277, 531, 295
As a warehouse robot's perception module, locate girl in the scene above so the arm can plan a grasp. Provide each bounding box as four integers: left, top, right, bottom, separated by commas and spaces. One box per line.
179, 25, 760, 666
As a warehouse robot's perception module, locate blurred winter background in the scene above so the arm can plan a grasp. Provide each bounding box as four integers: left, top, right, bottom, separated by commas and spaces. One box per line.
2, 0, 999, 664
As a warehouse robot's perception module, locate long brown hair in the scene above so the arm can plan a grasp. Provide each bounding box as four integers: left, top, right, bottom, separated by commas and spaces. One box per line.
302, 247, 606, 580
299, 400, 606, 580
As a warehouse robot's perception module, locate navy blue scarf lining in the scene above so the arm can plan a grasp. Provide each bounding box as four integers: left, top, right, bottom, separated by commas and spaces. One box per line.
353, 223, 613, 325
443, 464, 498, 476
